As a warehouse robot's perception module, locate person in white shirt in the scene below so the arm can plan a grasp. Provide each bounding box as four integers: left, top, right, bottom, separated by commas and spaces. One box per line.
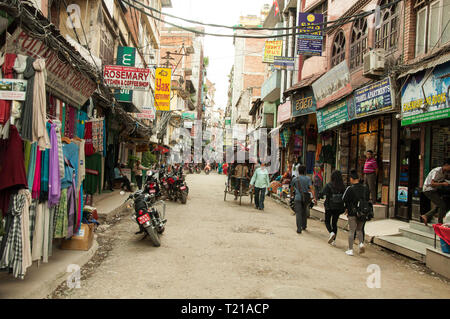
421, 158, 450, 225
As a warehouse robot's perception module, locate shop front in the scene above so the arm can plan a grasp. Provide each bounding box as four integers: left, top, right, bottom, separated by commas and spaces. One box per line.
397, 60, 450, 221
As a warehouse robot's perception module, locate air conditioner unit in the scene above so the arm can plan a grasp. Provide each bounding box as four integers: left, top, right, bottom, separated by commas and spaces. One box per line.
363, 49, 385, 77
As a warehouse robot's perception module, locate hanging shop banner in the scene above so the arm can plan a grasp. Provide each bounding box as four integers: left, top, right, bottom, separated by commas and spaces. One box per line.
273, 56, 295, 70
263, 40, 283, 63
0, 79, 27, 101
277, 100, 291, 124
115, 46, 136, 103
136, 105, 156, 120
297, 13, 323, 56
316, 98, 349, 133
225, 117, 231, 127
6, 28, 97, 107
154, 68, 172, 111
354, 77, 394, 118
103, 65, 150, 90
292, 88, 317, 117
312, 60, 352, 109
401, 61, 450, 126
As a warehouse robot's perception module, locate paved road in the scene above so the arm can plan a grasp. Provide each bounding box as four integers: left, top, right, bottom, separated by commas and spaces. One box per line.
53, 173, 450, 299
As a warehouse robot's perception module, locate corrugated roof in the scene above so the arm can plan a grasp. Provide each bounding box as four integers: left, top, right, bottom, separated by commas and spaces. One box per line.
283, 72, 325, 96
398, 52, 450, 78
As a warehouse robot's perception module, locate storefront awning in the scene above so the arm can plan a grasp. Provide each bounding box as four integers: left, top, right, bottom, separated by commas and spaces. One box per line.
283, 72, 325, 96
398, 53, 450, 78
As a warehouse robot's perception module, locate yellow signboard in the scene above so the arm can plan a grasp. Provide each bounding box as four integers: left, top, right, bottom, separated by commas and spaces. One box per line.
263, 40, 283, 63
155, 68, 172, 111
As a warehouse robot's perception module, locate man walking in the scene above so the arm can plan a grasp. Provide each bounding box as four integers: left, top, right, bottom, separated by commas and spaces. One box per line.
421, 158, 450, 225
250, 162, 270, 211
363, 150, 378, 203
290, 165, 316, 234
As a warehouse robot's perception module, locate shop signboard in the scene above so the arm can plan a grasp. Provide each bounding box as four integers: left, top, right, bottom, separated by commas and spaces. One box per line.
115, 46, 136, 103
182, 112, 196, 120
292, 88, 316, 117
401, 61, 450, 126
397, 186, 408, 202
354, 77, 394, 118
136, 105, 156, 120
103, 65, 150, 90
273, 56, 295, 70
6, 28, 97, 107
263, 40, 283, 63
225, 117, 231, 127
297, 13, 323, 56
312, 60, 352, 109
316, 98, 349, 133
0, 79, 27, 101
277, 100, 291, 124
154, 68, 172, 111
184, 121, 193, 129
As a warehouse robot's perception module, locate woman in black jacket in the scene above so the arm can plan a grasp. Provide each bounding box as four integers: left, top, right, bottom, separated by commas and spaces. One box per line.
319, 170, 346, 246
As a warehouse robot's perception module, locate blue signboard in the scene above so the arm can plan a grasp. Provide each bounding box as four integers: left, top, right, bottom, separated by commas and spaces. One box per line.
297, 13, 323, 56
354, 77, 394, 118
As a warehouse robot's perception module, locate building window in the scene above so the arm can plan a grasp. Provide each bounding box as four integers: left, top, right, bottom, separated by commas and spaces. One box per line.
350, 16, 368, 70
415, 0, 450, 57
331, 30, 346, 67
100, 27, 114, 66
375, 0, 399, 51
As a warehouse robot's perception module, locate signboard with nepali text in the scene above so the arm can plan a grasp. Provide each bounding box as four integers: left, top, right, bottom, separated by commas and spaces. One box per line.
297, 13, 323, 56
292, 88, 316, 118
6, 28, 97, 107
401, 61, 450, 126
103, 65, 150, 90
263, 40, 283, 63
155, 68, 172, 111
354, 77, 394, 118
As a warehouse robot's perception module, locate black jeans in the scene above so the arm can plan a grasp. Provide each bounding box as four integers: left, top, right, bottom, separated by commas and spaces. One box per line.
136, 175, 143, 190
325, 209, 341, 235
424, 190, 448, 223
295, 200, 307, 232
254, 187, 266, 209
116, 177, 131, 191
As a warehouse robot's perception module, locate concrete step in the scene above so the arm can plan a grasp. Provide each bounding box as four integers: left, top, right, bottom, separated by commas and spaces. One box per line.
399, 226, 438, 247
426, 247, 450, 280
409, 220, 436, 235
373, 235, 433, 263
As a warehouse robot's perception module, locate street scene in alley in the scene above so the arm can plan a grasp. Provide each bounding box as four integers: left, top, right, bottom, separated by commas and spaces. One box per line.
0, 0, 449, 306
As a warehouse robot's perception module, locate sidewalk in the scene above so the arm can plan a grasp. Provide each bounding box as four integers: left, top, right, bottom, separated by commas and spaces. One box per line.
0, 191, 129, 299
268, 193, 408, 242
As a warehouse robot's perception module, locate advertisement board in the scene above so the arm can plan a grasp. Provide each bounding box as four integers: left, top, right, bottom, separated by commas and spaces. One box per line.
292, 89, 316, 118
297, 13, 323, 56
312, 60, 352, 109
155, 68, 172, 111
273, 56, 295, 70
277, 100, 291, 124
316, 98, 349, 132
401, 61, 450, 126
263, 40, 283, 63
103, 65, 151, 90
136, 105, 156, 120
114, 46, 136, 102
354, 77, 394, 118
0, 79, 27, 101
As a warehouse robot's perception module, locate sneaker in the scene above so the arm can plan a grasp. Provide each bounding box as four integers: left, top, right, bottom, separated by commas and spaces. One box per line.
328, 232, 336, 244
345, 249, 354, 256
359, 243, 365, 254
331, 241, 336, 246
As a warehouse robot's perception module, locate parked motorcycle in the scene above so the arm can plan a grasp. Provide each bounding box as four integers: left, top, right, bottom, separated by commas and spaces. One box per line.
123, 190, 166, 247
195, 164, 201, 174
143, 170, 162, 200
160, 170, 189, 204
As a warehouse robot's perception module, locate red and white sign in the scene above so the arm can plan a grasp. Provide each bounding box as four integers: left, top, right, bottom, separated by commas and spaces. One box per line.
137, 105, 156, 120
277, 100, 291, 124
103, 65, 151, 90
7, 28, 97, 107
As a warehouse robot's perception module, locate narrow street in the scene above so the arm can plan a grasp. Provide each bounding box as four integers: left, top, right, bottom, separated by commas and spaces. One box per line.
52, 173, 450, 299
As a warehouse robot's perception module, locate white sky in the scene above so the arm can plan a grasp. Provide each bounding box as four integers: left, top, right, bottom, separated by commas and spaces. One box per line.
163, 0, 270, 110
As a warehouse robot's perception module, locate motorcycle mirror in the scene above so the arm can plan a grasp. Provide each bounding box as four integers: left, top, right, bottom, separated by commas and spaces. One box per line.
120, 191, 125, 196
146, 170, 152, 176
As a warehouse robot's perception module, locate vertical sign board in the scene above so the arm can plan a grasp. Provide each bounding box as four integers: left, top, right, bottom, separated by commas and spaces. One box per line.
297, 13, 323, 56
115, 46, 136, 102
154, 68, 172, 111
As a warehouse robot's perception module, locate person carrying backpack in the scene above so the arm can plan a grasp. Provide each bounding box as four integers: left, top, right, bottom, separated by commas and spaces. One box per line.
342, 170, 373, 256
319, 170, 346, 246
290, 165, 317, 234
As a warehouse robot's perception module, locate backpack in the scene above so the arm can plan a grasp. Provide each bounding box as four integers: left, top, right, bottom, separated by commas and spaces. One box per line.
328, 184, 345, 213
354, 184, 374, 221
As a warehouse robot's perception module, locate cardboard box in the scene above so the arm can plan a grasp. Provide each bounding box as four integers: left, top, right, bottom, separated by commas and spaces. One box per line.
60, 224, 94, 251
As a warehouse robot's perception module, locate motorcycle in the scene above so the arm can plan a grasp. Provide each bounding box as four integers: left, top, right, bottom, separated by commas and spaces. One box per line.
143, 170, 162, 200
195, 164, 201, 174
161, 170, 189, 204
123, 190, 166, 247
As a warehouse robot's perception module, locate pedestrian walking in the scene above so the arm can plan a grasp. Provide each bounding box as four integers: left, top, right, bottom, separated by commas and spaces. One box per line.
313, 165, 323, 201
421, 158, 450, 225
250, 162, 270, 211
342, 170, 371, 256
223, 162, 228, 176
218, 162, 223, 174
363, 150, 378, 203
319, 170, 346, 246
290, 165, 317, 234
